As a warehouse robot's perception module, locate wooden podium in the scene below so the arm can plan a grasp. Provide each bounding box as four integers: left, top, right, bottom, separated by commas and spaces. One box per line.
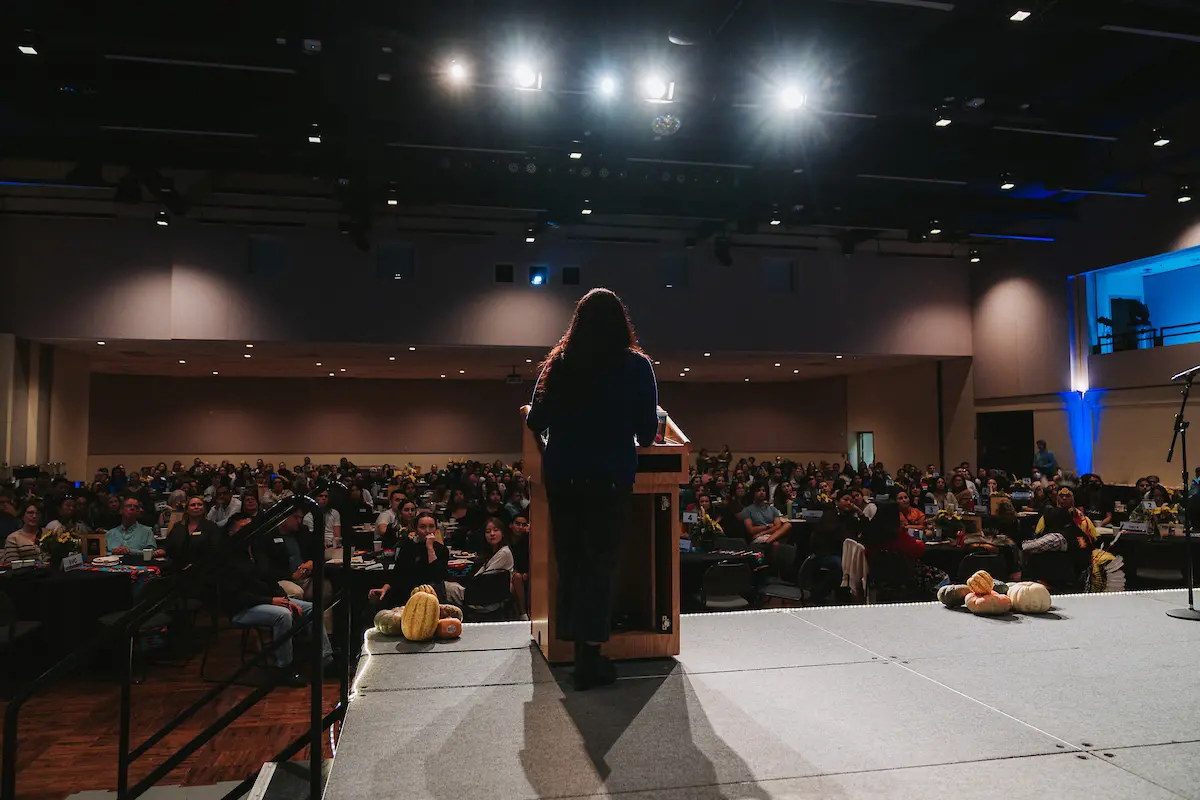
520, 405, 690, 664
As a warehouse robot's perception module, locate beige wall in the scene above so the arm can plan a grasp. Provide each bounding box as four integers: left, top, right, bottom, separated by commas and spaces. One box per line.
941, 357, 976, 470
49, 348, 90, 475
846, 362, 940, 470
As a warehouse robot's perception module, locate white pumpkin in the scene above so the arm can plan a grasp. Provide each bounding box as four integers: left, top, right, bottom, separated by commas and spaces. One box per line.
1007, 581, 1052, 614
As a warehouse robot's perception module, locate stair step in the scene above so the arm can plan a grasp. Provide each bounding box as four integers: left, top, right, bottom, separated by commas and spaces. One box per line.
247, 760, 332, 800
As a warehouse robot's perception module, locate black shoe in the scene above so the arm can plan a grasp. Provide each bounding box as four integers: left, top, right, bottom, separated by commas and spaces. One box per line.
270, 667, 306, 688
571, 643, 617, 691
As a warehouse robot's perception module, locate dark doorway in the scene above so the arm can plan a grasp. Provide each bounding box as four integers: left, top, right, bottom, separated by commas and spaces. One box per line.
977, 411, 1034, 477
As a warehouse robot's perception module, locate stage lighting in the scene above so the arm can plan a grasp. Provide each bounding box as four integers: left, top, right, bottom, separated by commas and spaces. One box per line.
1153, 129, 1170, 147
644, 76, 674, 102
514, 65, 542, 91
529, 266, 548, 285
1010, 10, 1031, 21
769, 215, 781, 226
1000, 173, 1015, 190
155, 210, 170, 227
779, 86, 806, 110
581, 201, 592, 215
1179, 183, 1193, 204
969, 248, 981, 263
448, 60, 467, 83
599, 76, 617, 97
18, 45, 37, 56
934, 106, 952, 127
308, 123, 321, 144
929, 219, 942, 235
569, 152, 582, 159
387, 187, 397, 206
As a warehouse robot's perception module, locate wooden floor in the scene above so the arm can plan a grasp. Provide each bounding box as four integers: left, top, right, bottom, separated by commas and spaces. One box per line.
1, 629, 342, 800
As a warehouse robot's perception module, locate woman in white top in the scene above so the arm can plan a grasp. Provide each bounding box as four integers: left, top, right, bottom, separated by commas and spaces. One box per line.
259, 476, 291, 509
444, 517, 514, 609
44, 496, 91, 535
3, 502, 43, 565
926, 476, 958, 512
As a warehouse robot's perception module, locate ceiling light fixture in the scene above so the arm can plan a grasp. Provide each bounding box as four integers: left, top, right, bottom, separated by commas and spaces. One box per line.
774, 363, 781, 367
243, 354, 251, 359
934, 107, 952, 127
97, 341, 106, 345
212, 371, 219, 375
329, 372, 335, 377
1000, 173, 1015, 190
704, 352, 711, 357
448, 60, 467, 83
308, 124, 321, 144
598, 75, 617, 96
409, 346, 416, 351
339, 368, 346, 372
389, 356, 395, 361
178, 360, 186, 364
654, 360, 661, 365
929, 219, 942, 235
1153, 129, 1170, 147
387, 187, 398, 206
744, 378, 750, 382
684, 367, 690, 372
440, 374, 447, 379
643, 76, 674, 102
679, 372, 686, 377
18, 45, 37, 56
580, 208, 592, 215
316, 362, 322, 366
245, 343, 253, 348
459, 369, 465, 374
155, 210, 170, 227
1179, 183, 1193, 204
569, 152, 582, 159
969, 248, 982, 263
835, 355, 844, 359
793, 369, 799, 374
1010, 9, 1031, 21
513, 64, 542, 91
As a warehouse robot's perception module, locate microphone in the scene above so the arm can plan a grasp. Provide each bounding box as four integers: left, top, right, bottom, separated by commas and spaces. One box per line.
1171, 364, 1200, 382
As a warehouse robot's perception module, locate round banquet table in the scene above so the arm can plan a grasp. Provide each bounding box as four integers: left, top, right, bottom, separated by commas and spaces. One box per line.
0, 567, 141, 660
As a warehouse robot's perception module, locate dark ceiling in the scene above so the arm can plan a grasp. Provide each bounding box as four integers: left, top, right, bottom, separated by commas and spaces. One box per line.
1, 0, 1197, 239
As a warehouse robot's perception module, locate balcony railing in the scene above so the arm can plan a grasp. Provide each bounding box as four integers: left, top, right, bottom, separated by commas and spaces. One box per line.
1093, 321, 1200, 354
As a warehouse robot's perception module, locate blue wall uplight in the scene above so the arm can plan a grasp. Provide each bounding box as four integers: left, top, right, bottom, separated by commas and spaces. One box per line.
1062, 390, 1104, 476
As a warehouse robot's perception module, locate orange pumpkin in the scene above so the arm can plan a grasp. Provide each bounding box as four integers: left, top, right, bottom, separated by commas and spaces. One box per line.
965, 570, 994, 595
436, 618, 463, 639
965, 591, 1012, 615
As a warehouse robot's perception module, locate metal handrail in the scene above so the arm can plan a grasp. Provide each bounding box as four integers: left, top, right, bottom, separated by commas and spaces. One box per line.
0, 486, 347, 800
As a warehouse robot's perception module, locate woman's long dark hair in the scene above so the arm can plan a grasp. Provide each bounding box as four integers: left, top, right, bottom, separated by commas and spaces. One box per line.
536, 288, 645, 403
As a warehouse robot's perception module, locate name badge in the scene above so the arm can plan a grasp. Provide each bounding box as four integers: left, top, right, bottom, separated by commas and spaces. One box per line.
274, 537, 284, 544
802, 509, 824, 520
61, 553, 84, 571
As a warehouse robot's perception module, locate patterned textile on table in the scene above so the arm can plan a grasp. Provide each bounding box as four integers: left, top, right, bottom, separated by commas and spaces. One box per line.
76, 563, 161, 583
1022, 532, 1067, 554
840, 538, 868, 600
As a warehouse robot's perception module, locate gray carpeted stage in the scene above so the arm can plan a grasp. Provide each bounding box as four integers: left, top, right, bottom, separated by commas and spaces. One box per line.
324, 590, 1200, 799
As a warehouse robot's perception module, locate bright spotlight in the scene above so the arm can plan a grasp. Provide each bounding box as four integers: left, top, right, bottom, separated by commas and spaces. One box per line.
569, 152, 582, 159
448, 60, 467, 82
643, 76, 673, 102
599, 75, 617, 96
580, 208, 593, 215
1000, 173, 1016, 191
780, 86, 807, 110
514, 65, 541, 90
529, 266, 548, 285
1010, 9, 1031, 21
1153, 129, 1170, 147
1179, 184, 1193, 204
929, 219, 942, 235
969, 248, 981, 263
18, 45, 37, 56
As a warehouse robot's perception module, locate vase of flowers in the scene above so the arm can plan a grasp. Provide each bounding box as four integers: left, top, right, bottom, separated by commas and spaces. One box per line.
38, 527, 81, 569
1151, 504, 1180, 537
934, 510, 964, 541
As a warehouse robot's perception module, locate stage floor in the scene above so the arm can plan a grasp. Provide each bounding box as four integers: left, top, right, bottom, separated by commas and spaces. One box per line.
325, 590, 1200, 799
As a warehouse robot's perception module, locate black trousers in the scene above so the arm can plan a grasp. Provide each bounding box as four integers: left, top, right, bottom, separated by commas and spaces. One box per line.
547, 480, 633, 644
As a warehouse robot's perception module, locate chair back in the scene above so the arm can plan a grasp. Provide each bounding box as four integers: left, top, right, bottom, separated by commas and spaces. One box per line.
713, 536, 747, 552
463, 569, 511, 608
866, 550, 914, 585
701, 562, 754, 599
796, 554, 818, 590
770, 543, 799, 584
956, 552, 1007, 584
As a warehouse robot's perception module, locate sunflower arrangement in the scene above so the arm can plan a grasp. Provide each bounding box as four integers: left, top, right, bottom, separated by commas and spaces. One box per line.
934, 508, 965, 537
38, 527, 81, 562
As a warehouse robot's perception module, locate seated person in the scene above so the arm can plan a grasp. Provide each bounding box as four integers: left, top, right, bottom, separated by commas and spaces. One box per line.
220, 514, 332, 686
240, 492, 261, 520
44, 496, 91, 535
375, 490, 416, 546
772, 482, 797, 518
302, 488, 341, 549
896, 490, 926, 530
107, 496, 164, 557
509, 513, 531, 620
369, 510, 449, 607
444, 518, 514, 612
3, 501, 43, 565
341, 485, 375, 530
851, 488, 877, 521
259, 476, 292, 509
157, 489, 188, 530
164, 495, 223, 567
207, 484, 243, 529
860, 503, 947, 597
503, 487, 528, 521
925, 477, 958, 512
1025, 489, 1098, 587
809, 491, 862, 602
740, 481, 792, 547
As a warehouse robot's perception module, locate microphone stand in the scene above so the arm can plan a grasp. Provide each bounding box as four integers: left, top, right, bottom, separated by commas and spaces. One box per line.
1166, 369, 1200, 621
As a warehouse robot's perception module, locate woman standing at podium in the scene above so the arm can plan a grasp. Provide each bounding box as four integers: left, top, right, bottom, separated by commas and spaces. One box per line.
527, 288, 659, 690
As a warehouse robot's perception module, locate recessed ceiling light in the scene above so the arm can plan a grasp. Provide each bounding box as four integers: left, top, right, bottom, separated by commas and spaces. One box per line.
212, 371, 219, 375
1153, 129, 1170, 147
178, 359, 186, 364
18, 45, 38, 56
769, 217, 781, 227
744, 378, 750, 382
774, 363, 781, 367
448, 60, 467, 82
459, 369, 465, 374
929, 219, 942, 235
316, 362, 322, 366
409, 346, 416, 351
440, 374, 447, 378
581, 208, 593, 215
339, 368, 346, 372
969, 248, 982, 263
793, 369, 799, 374
703, 352, 711, 357
569, 152, 582, 160
654, 360, 661, 365
329, 372, 335, 377
96, 341, 105, 345
1179, 183, 1193, 204
245, 343, 254, 348
684, 367, 690, 372
835, 355, 844, 359
1010, 10, 1031, 21
679, 372, 686, 377
243, 354, 251, 359
389, 356, 396, 361
525, 358, 533, 363
1000, 173, 1015, 190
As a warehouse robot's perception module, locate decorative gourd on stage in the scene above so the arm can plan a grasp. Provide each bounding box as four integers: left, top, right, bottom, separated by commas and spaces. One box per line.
400, 589, 442, 641
410, 584, 436, 598
1007, 581, 1052, 613
965, 591, 1012, 615
439, 604, 464, 621
436, 618, 463, 639
373, 607, 406, 636
937, 584, 971, 608
965, 570, 994, 595
992, 580, 1009, 595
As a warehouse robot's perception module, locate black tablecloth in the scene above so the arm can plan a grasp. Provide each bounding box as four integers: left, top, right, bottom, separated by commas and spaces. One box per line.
0, 568, 136, 658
